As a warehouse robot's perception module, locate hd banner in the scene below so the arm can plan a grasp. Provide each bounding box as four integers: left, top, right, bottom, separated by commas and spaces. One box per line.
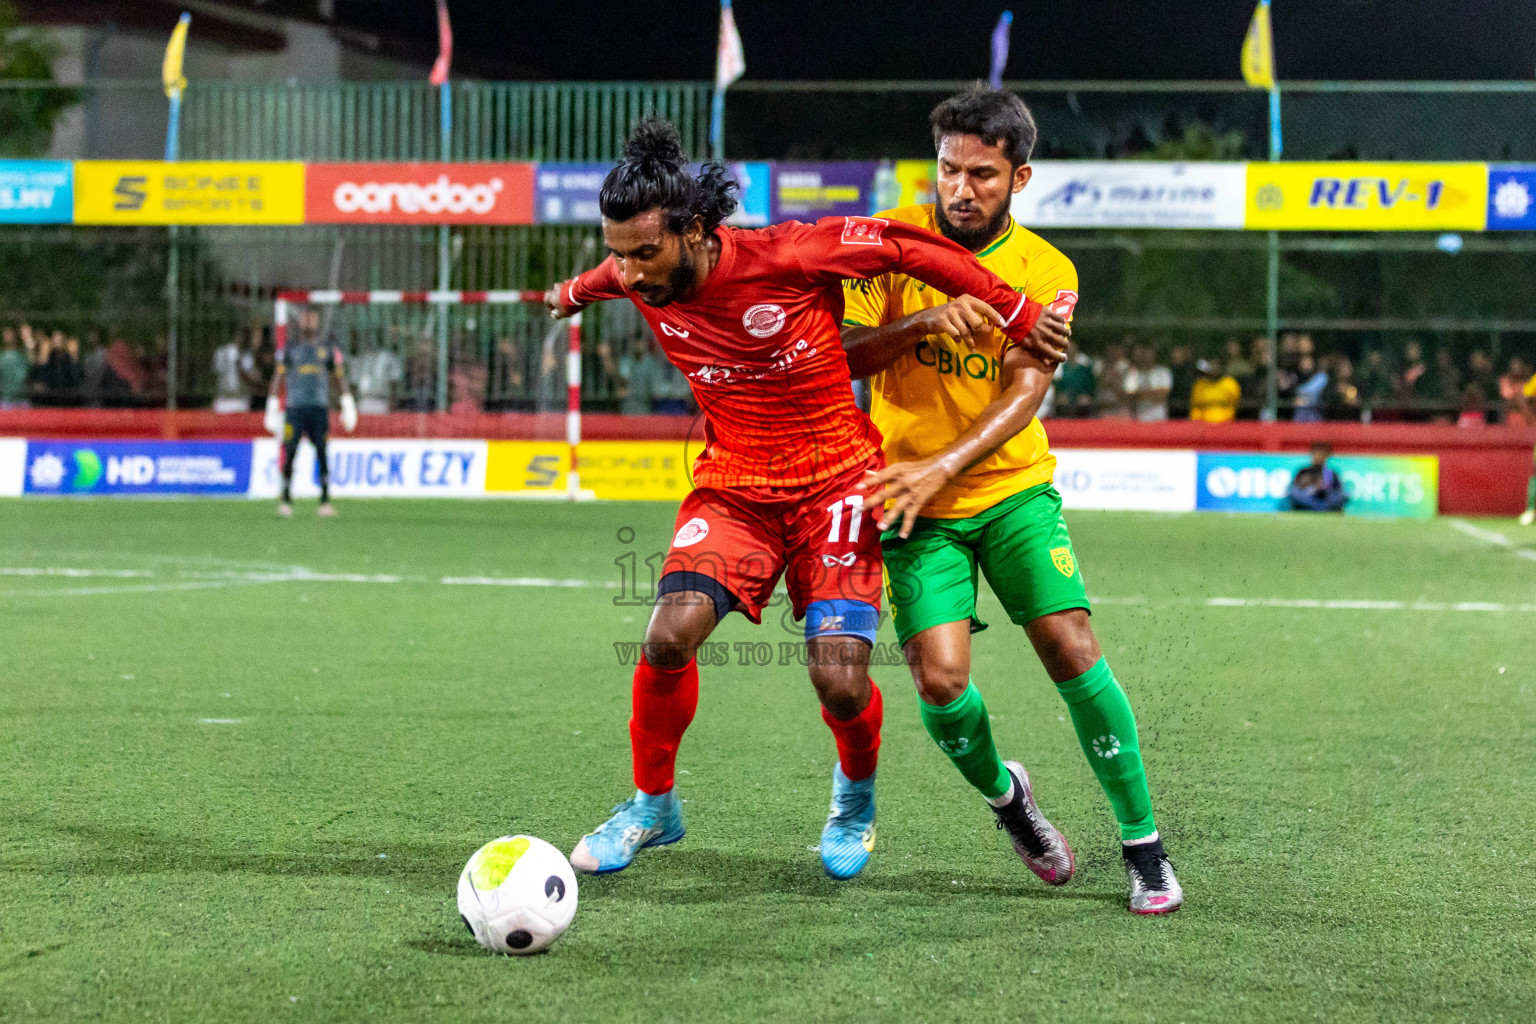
22, 440, 252, 496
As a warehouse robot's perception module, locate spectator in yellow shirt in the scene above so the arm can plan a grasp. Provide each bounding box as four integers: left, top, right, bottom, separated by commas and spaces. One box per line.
1189, 359, 1241, 423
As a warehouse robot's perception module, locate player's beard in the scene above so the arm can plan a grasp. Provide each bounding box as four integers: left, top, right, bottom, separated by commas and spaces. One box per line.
934, 197, 1012, 253
636, 246, 697, 308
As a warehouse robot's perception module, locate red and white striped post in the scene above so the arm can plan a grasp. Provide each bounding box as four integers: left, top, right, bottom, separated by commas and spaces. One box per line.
274, 288, 587, 499
566, 311, 582, 499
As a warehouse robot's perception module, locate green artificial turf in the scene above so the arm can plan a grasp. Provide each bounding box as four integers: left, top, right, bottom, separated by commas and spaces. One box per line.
1, 499, 1533, 1023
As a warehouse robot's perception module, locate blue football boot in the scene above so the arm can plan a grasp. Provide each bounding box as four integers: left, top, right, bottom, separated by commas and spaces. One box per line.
568, 789, 685, 874
820, 764, 876, 880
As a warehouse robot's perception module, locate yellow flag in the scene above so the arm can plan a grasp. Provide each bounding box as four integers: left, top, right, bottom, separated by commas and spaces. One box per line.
1242, 1, 1274, 89
162, 13, 190, 98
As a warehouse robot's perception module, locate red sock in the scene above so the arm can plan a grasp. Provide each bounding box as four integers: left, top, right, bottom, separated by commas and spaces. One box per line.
629, 657, 699, 795
821, 681, 883, 782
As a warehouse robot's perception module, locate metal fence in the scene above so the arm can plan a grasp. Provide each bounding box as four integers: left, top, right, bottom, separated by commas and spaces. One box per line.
2, 77, 1535, 412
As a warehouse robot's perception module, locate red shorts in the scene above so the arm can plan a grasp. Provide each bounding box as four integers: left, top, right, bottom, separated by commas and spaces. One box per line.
661, 451, 885, 637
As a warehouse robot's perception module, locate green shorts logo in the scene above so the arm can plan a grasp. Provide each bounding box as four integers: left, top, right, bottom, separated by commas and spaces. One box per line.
1092, 734, 1120, 759
937, 736, 971, 756
1050, 545, 1075, 577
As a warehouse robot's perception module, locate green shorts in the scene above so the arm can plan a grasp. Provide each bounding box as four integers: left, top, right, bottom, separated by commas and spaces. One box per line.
881, 482, 1090, 647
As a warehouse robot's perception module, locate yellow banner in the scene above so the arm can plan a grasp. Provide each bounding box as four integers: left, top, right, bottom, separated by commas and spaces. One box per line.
485, 441, 693, 501
893, 160, 936, 209
73, 161, 305, 225
1245, 162, 1488, 230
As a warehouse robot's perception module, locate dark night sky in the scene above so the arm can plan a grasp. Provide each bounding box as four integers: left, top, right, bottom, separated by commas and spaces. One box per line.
299, 0, 1536, 82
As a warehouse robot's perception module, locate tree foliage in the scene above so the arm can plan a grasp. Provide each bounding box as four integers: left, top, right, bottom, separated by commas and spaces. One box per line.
0, 0, 78, 156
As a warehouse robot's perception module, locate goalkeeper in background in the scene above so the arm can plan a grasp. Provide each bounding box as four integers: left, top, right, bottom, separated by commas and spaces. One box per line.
265, 307, 356, 518
842, 87, 1182, 914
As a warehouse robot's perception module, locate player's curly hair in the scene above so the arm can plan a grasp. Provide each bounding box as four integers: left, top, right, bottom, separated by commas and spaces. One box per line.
599, 117, 739, 233
930, 86, 1037, 168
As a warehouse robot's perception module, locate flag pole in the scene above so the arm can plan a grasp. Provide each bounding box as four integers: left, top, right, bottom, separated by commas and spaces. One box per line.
162, 12, 190, 414
1262, 0, 1281, 422
710, 0, 744, 161
436, 79, 451, 412
430, 0, 454, 413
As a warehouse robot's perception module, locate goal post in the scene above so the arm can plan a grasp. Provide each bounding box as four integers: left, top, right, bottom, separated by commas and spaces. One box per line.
275, 289, 590, 500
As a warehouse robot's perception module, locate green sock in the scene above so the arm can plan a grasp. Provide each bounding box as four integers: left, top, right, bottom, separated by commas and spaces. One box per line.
918, 682, 1012, 801
1056, 658, 1157, 841
1527, 475, 1536, 512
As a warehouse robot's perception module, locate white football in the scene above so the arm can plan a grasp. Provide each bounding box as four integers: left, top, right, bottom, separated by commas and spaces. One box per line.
457, 835, 578, 955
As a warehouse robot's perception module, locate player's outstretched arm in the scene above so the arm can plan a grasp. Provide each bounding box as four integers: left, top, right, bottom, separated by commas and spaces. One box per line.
803, 217, 1066, 367
842, 294, 1004, 379
858, 344, 1052, 538
546, 256, 627, 318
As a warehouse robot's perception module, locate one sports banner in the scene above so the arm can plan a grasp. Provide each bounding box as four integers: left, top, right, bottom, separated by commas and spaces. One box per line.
1017, 162, 1248, 229
73, 160, 305, 225
1195, 451, 1438, 518
0, 160, 72, 223
1245, 162, 1488, 231
305, 163, 535, 224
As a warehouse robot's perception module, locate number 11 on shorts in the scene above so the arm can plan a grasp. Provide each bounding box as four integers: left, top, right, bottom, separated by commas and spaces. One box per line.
826, 495, 865, 544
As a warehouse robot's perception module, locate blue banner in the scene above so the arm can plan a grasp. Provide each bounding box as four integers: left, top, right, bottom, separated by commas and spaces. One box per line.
0, 160, 72, 223
1487, 165, 1536, 230
1196, 451, 1437, 518
23, 440, 252, 496
534, 161, 770, 226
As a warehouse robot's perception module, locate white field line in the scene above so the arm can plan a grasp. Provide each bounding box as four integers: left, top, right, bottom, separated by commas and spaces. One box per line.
1448, 518, 1536, 563
1, 564, 1528, 610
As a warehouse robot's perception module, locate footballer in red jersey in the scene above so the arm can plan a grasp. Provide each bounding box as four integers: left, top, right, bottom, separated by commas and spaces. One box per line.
544, 118, 1069, 880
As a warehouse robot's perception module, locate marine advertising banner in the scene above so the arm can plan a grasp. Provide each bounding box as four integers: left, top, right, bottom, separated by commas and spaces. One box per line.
0, 160, 73, 223
1195, 451, 1438, 518
305, 163, 534, 224
1017, 162, 1248, 229
22, 440, 252, 496
1244, 162, 1488, 231
73, 161, 305, 225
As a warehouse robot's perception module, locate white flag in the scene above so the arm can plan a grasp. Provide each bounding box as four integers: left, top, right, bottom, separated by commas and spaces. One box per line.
715, 0, 745, 91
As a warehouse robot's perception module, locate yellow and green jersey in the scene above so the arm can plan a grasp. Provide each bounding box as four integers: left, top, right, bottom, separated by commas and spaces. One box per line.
842, 204, 1078, 518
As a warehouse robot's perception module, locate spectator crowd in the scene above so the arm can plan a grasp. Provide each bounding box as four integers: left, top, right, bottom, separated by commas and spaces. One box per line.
1045, 332, 1536, 426
2, 317, 1530, 427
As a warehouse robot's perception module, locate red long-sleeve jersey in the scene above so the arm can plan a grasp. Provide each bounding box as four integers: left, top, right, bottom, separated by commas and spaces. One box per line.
565, 215, 1044, 489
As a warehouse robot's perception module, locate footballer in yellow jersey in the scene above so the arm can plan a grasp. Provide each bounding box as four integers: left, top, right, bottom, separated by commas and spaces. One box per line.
842, 87, 1182, 914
